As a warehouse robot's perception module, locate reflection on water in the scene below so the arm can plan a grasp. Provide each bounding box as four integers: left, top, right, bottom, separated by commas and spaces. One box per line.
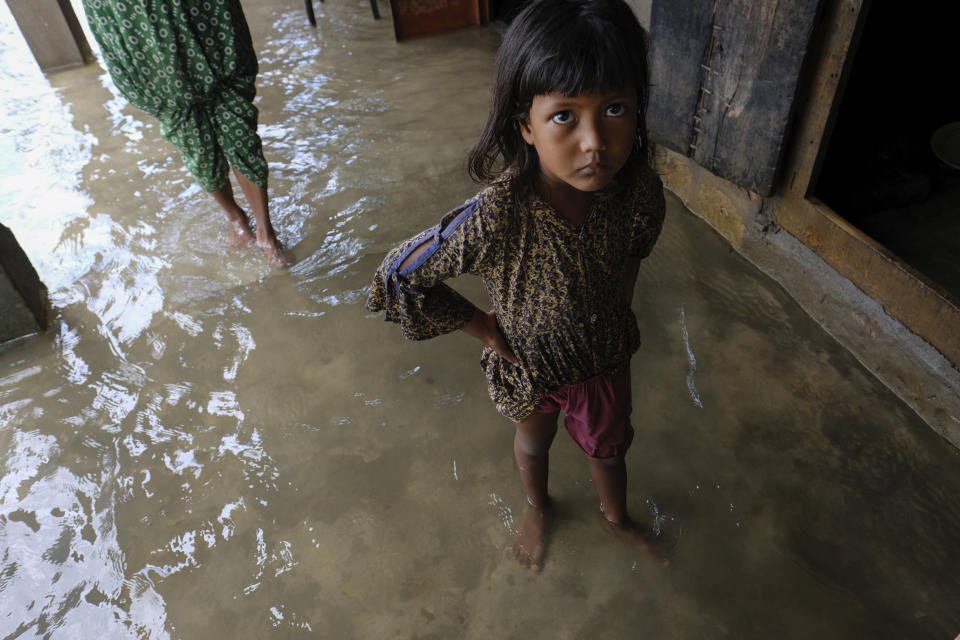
2, 1, 960, 638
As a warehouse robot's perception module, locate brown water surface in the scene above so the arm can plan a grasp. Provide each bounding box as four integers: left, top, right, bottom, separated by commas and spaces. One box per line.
2, 1, 960, 638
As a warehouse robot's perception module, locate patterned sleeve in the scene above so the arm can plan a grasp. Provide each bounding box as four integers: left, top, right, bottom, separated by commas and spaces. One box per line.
366, 198, 497, 340
627, 165, 667, 259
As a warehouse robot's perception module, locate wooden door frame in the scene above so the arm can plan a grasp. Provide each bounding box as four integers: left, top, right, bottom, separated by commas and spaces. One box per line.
772, 0, 960, 367
652, 0, 960, 443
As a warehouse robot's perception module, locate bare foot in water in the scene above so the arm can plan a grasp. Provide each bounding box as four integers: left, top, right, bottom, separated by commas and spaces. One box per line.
256, 232, 293, 267
229, 220, 255, 248
511, 499, 551, 572
602, 516, 671, 567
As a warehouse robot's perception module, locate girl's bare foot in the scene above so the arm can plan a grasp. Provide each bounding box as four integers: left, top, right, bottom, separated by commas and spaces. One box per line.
602, 515, 671, 567
511, 499, 551, 572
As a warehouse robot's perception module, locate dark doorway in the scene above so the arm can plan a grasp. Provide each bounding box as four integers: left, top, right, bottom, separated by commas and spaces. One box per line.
813, 1, 960, 303
490, 0, 532, 23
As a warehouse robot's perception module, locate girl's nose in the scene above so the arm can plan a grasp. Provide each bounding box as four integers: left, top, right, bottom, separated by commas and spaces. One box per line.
579, 119, 605, 152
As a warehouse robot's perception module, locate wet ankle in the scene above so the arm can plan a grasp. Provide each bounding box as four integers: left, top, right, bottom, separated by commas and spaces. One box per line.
600, 506, 628, 527
526, 494, 551, 510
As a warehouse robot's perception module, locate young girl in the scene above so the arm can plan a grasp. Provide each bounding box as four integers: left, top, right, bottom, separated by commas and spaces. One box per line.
367, 0, 666, 571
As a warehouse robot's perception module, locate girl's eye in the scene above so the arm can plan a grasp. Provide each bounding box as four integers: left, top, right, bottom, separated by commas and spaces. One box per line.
551, 111, 573, 124
606, 103, 626, 117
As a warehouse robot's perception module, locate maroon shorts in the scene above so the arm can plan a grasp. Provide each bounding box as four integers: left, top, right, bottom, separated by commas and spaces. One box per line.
535, 369, 634, 459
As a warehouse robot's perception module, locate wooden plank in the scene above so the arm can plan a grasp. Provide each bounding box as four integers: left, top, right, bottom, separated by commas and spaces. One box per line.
648, 0, 715, 154
698, 0, 820, 195
648, 0, 821, 196
775, 197, 960, 367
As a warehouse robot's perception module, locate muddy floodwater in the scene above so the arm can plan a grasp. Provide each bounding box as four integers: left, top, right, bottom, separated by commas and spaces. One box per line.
2, 1, 960, 638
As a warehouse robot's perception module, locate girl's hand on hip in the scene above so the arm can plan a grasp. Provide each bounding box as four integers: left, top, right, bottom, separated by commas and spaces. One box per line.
462, 308, 520, 367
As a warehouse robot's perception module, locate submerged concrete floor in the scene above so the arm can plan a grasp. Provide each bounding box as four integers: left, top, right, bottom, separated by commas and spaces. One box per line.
2, 1, 960, 638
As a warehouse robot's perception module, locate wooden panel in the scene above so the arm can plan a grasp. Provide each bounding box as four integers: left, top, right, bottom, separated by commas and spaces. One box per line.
648, 0, 821, 196
647, 1, 715, 155
389, 0, 488, 41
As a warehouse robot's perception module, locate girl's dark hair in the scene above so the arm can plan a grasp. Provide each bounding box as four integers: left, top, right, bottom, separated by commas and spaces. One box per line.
468, 0, 652, 189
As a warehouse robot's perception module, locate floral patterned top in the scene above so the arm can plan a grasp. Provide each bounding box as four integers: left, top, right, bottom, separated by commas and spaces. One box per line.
367, 160, 666, 421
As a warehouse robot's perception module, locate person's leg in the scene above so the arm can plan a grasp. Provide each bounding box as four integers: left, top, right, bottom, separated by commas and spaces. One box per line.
560, 369, 633, 524
160, 105, 254, 246
515, 410, 558, 508
588, 453, 668, 565
588, 454, 628, 524
160, 106, 270, 255
231, 167, 290, 266
210, 179, 255, 247
511, 409, 558, 571
563, 370, 668, 563
209, 80, 290, 266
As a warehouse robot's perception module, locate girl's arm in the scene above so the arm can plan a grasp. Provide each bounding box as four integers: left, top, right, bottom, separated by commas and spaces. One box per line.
368, 198, 511, 346
623, 166, 667, 297
396, 240, 432, 272
394, 236, 518, 365
461, 308, 519, 366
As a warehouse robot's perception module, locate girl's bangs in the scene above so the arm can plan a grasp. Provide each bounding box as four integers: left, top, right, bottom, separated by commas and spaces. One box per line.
524, 32, 637, 98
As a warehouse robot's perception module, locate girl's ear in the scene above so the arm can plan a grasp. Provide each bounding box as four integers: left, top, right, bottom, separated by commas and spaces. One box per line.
518, 118, 535, 145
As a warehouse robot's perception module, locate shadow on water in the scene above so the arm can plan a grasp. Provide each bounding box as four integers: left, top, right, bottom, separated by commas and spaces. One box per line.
2, 1, 960, 638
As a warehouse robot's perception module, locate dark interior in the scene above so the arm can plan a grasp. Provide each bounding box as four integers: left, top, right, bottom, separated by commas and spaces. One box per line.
490, 0, 532, 23
813, 1, 960, 303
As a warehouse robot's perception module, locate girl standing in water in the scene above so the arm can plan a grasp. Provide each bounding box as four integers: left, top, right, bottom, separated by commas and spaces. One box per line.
367, 0, 666, 571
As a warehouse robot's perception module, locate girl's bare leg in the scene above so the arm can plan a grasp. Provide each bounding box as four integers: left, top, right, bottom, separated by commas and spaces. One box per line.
588, 455, 628, 523
511, 411, 558, 571
588, 455, 668, 565
211, 181, 255, 247
231, 167, 291, 266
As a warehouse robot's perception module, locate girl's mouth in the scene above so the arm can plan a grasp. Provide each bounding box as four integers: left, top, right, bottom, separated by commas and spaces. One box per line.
578, 163, 605, 176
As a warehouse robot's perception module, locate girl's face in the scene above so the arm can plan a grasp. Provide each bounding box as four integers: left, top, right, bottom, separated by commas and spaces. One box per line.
519, 88, 637, 197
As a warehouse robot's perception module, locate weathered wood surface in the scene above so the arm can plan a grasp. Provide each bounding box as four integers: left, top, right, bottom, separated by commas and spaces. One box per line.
649, 0, 821, 196
0, 223, 48, 344
647, 1, 715, 156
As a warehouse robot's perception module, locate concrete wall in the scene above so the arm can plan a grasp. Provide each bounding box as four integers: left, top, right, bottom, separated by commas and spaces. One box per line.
5, 0, 92, 72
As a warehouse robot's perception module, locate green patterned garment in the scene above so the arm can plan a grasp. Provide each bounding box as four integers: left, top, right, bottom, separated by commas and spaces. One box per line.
367, 160, 666, 422
82, 0, 267, 191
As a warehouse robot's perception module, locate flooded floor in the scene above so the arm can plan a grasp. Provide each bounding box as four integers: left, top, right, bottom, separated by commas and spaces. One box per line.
2, 1, 960, 638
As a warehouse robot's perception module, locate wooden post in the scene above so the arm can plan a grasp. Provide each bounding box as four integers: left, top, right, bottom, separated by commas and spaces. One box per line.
5, 0, 93, 73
